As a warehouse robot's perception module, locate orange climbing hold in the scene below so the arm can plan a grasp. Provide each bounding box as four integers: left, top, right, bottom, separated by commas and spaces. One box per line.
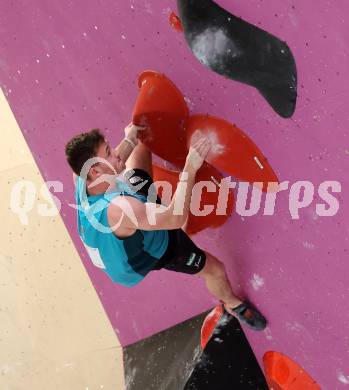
186, 114, 279, 192
152, 162, 234, 236
132, 70, 279, 193
132, 70, 189, 167
169, 12, 183, 32
263, 351, 321, 390
200, 305, 224, 349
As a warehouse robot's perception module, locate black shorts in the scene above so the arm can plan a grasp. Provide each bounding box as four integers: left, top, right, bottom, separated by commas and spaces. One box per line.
124, 169, 207, 275
154, 228, 207, 274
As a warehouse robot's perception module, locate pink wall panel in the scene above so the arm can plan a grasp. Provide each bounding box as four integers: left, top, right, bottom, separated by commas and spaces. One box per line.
1, 1, 349, 388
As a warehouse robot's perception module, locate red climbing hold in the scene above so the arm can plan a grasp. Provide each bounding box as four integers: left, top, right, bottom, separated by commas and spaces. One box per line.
186, 114, 279, 192
200, 305, 224, 349
169, 12, 183, 32
132, 70, 189, 167
263, 351, 321, 390
152, 162, 234, 236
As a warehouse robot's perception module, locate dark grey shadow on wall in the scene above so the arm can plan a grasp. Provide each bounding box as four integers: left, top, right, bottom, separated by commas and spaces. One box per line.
123, 311, 209, 390
177, 0, 298, 118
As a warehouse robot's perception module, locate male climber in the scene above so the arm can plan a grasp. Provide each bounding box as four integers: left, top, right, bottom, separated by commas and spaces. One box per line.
65, 123, 267, 330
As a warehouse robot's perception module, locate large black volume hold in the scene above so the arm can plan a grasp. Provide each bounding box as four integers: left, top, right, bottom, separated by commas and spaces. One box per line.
177, 0, 298, 118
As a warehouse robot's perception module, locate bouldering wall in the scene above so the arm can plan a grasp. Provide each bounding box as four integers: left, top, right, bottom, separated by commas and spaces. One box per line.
1, 1, 349, 389
0, 89, 124, 389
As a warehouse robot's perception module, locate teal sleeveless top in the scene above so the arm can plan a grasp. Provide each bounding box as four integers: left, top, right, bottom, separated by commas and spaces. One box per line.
74, 176, 169, 287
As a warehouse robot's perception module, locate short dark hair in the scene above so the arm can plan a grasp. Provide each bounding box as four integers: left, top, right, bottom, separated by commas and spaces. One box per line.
65, 129, 105, 176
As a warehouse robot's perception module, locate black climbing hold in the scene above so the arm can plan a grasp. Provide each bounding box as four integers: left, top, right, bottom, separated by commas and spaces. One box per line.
177, 0, 298, 118
184, 312, 269, 389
